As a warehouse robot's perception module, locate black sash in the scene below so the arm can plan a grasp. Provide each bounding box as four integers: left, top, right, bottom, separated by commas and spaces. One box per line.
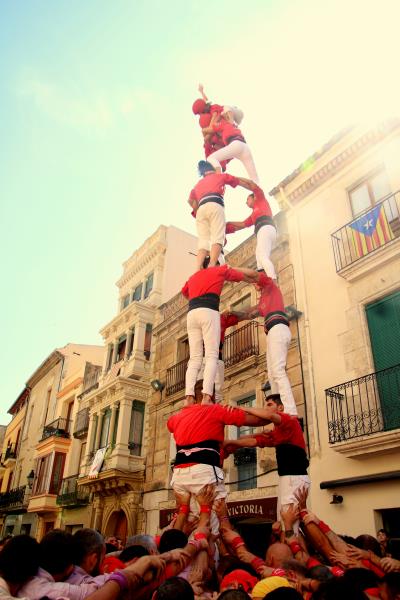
175, 439, 221, 467
189, 293, 220, 312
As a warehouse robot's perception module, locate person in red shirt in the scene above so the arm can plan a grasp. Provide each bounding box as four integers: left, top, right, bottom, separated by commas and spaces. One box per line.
201, 112, 259, 184
223, 393, 310, 531
167, 387, 268, 534
182, 260, 269, 405
248, 278, 297, 416
226, 182, 277, 280
188, 161, 254, 271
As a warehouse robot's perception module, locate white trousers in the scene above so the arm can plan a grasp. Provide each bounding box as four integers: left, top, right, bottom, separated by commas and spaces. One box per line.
256, 225, 277, 279
196, 202, 226, 250
171, 464, 226, 535
185, 308, 220, 396
278, 474, 311, 533
214, 359, 225, 402
266, 324, 298, 416
208, 140, 259, 184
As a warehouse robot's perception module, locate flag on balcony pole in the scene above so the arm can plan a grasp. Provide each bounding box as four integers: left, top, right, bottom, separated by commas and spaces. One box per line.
349, 204, 394, 258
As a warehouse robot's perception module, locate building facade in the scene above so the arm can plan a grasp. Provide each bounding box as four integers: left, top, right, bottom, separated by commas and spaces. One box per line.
270, 119, 400, 538
77, 225, 197, 541
0, 344, 103, 539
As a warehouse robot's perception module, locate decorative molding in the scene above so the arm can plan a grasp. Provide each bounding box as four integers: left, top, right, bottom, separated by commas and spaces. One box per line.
271, 120, 400, 204
330, 429, 400, 459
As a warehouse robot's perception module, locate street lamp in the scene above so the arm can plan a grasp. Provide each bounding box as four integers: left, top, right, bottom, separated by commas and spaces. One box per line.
27, 470, 34, 489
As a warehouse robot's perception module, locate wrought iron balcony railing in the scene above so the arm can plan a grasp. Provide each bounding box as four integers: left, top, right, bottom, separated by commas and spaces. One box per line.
331, 191, 400, 273
3, 445, 17, 461
165, 322, 260, 397
166, 357, 189, 397
56, 475, 90, 506
223, 321, 259, 368
41, 417, 71, 441
73, 408, 90, 438
326, 363, 400, 444
0, 486, 27, 513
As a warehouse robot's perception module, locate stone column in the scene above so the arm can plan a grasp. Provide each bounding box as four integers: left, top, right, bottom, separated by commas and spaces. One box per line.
103, 344, 113, 373
132, 321, 146, 355
108, 404, 119, 446
125, 329, 133, 360
94, 411, 104, 451
93, 497, 104, 532
115, 398, 132, 454
83, 413, 97, 467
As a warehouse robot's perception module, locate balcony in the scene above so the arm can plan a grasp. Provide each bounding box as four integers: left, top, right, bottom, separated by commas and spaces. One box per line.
325, 363, 400, 457
2, 445, 18, 465
0, 486, 28, 514
73, 408, 90, 439
165, 322, 260, 397
166, 357, 189, 397
224, 322, 259, 368
331, 191, 400, 275
41, 418, 71, 441
56, 475, 90, 507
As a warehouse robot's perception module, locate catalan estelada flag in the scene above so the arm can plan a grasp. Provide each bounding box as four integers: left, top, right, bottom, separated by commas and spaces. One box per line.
349, 204, 394, 258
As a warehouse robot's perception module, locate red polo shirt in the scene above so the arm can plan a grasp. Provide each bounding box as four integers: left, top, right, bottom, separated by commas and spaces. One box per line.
254, 413, 306, 450
243, 186, 273, 227
167, 404, 246, 446
212, 120, 244, 145
182, 265, 245, 300
189, 172, 239, 202
220, 312, 239, 343
258, 279, 285, 317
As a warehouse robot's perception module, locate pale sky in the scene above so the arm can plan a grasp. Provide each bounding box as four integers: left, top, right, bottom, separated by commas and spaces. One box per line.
1, 0, 400, 424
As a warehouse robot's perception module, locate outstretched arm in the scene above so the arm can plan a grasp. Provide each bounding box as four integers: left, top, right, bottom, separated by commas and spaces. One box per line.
236, 177, 257, 191
198, 83, 208, 103
226, 220, 247, 233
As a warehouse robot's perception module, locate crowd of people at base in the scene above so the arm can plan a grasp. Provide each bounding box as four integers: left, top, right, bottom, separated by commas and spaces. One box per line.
0, 484, 398, 600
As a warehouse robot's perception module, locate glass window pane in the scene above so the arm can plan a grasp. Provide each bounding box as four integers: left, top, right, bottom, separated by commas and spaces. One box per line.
144, 273, 154, 299
99, 410, 111, 449
370, 171, 391, 203
129, 401, 145, 455
350, 184, 371, 216
133, 284, 143, 301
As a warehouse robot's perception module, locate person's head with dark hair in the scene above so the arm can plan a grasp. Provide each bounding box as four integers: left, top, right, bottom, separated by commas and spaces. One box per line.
283, 559, 308, 581
381, 572, 400, 600
312, 578, 369, 600
0, 535, 39, 594
105, 542, 117, 554
119, 544, 149, 563
218, 590, 251, 600
339, 535, 358, 546
198, 160, 216, 177
308, 565, 334, 583
355, 534, 382, 558
266, 588, 303, 600
264, 394, 284, 410
158, 529, 188, 554
154, 576, 194, 600
202, 255, 220, 270
246, 193, 256, 209
72, 528, 105, 576
40, 529, 75, 581
342, 568, 379, 594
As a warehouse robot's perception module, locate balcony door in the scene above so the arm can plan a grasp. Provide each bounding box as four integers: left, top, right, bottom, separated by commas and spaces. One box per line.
366, 290, 400, 430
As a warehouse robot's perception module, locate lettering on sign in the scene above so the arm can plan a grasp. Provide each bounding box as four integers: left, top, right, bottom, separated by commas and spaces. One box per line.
159, 496, 277, 529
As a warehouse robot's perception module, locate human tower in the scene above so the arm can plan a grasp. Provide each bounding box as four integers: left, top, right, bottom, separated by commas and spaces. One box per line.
167, 85, 310, 532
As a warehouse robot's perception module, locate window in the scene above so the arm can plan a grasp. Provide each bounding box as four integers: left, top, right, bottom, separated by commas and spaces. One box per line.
349, 169, 391, 216
235, 396, 257, 491
144, 273, 154, 299
144, 324, 152, 359
121, 294, 130, 311
112, 406, 120, 445
33, 452, 66, 495
129, 401, 145, 456
231, 294, 252, 313
133, 283, 143, 302
177, 337, 190, 362
99, 409, 111, 449
116, 335, 127, 361
23, 403, 34, 439
105, 344, 113, 372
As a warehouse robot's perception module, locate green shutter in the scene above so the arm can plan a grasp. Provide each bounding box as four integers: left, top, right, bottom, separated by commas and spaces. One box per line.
366, 290, 400, 430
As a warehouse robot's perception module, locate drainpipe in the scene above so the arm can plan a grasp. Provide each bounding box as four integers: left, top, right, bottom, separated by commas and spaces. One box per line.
279, 187, 321, 455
